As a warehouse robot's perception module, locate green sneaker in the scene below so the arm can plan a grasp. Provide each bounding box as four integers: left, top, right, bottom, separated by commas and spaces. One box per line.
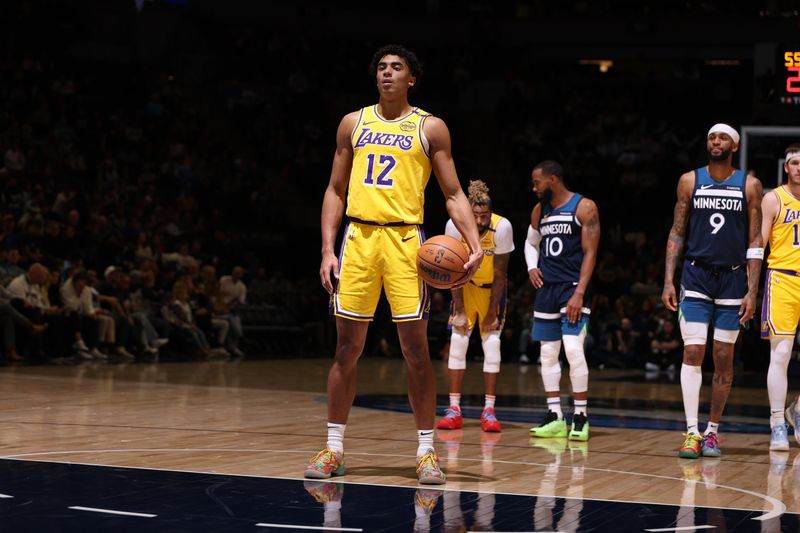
529, 410, 567, 438
569, 412, 590, 441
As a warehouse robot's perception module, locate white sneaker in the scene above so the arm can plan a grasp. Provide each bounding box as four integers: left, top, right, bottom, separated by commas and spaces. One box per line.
90, 348, 108, 361
115, 346, 135, 358
770, 423, 790, 451
152, 338, 169, 348
73, 339, 89, 352
645, 362, 660, 372
786, 399, 800, 445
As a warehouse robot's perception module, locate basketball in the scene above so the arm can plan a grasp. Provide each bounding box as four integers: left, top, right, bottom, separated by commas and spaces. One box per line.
416, 235, 470, 289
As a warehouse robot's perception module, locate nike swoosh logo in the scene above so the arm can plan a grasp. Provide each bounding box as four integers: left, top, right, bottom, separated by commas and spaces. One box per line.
700, 184, 714, 189
784, 202, 793, 206
732, 265, 742, 270
401, 235, 415, 242
362, 121, 375, 125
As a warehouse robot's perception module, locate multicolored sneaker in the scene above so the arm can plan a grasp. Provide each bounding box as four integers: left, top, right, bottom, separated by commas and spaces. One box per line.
529, 410, 567, 438
303, 480, 344, 503
417, 448, 446, 485
701, 432, 721, 457
786, 398, 800, 445
436, 406, 463, 430
480, 407, 502, 432
569, 413, 589, 441
303, 449, 345, 479
770, 423, 790, 452
678, 433, 703, 459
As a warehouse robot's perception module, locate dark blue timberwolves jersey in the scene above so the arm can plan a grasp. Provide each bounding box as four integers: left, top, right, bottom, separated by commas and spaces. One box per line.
686, 167, 748, 266
539, 193, 584, 284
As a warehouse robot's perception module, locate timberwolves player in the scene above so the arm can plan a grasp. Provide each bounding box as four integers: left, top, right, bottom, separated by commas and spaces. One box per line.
525, 160, 601, 442
761, 143, 800, 451
308, 45, 483, 485
662, 124, 763, 458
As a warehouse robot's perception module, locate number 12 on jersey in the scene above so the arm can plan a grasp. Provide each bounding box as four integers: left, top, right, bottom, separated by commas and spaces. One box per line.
363, 154, 396, 188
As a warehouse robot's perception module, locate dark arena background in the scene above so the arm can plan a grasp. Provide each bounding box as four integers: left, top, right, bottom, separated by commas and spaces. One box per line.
0, 1, 799, 531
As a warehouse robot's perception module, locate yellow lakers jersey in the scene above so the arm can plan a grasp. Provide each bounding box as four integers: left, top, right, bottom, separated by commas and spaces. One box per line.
768, 186, 800, 272
346, 105, 432, 225
469, 213, 505, 286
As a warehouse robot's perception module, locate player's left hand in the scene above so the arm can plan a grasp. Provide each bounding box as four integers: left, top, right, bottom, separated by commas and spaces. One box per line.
565, 292, 583, 325
453, 249, 484, 289
738, 291, 757, 325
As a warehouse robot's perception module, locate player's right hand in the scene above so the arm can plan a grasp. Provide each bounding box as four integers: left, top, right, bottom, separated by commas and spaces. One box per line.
661, 284, 678, 312
320, 252, 339, 294
528, 268, 544, 289
453, 249, 483, 289
450, 311, 468, 334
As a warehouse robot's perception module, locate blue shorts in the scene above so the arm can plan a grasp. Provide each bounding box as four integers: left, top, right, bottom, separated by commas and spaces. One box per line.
679, 259, 747, 332
531, 282, 591, 341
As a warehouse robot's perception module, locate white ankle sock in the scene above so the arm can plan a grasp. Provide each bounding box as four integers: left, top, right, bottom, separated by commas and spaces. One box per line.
704, 422, 719, 436
546, 397, 563, 419
417, 429, 434, 457
484, 394, 496, 409
449, 393, 461, 409
326, 423, 345, 453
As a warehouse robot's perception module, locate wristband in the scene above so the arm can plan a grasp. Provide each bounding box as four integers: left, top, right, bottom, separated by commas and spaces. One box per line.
746, 247, 764, 260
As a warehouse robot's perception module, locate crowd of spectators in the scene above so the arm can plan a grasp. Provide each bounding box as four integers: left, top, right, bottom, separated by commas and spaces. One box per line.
0, 2, 792, 369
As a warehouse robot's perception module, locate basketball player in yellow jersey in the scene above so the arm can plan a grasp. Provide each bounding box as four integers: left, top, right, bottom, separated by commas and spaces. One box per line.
306, 45, 483, 485
436, 180, 513, 433
762, 143, 800, 451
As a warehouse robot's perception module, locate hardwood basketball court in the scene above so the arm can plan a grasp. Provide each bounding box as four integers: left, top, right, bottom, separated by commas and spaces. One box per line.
0, 357, 797, 531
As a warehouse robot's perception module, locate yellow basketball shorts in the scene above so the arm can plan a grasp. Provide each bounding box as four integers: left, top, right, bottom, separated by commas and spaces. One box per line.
450, 282, 507, 333
761, 269, 800, 338
330, 221, 430, 322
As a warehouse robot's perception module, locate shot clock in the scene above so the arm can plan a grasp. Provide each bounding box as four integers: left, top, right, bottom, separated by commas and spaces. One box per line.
780, 47, 800, 104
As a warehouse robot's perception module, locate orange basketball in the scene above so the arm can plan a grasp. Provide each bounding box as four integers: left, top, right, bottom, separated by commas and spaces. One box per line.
416, 235, 470, 289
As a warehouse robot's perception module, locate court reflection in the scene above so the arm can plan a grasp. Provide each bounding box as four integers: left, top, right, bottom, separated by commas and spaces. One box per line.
303, 480, 345, 530
528, 438, 587, 533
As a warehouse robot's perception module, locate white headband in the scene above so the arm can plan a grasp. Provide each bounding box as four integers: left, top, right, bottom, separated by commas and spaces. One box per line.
708, 123, 740, 145
787, 151, 800, 163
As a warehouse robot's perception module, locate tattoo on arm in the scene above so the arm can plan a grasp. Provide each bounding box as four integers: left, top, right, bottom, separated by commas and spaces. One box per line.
664, 196, 689, 281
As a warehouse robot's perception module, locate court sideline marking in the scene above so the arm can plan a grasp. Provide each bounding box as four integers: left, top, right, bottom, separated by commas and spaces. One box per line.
0, 447, 788, 521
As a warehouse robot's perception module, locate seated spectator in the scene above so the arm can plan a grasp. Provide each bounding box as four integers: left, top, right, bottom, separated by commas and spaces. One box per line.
128, 271, 169, 356
0, 248, 25, 287
60, 269, 108, 361
95, 266, 135, 360
647, 319, 682, 372
219, 266, 246, 308
201, 265, 244, 357
0, 285, 47, 362
162, 280, 212, 358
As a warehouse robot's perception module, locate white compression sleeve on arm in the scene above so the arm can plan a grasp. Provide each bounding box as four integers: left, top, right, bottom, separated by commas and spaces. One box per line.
525, 225, 541, 271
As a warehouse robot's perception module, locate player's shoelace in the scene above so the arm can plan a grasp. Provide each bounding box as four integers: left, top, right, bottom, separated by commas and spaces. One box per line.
309, 449, 339, 470
703, 433, 719, 449
443, 407, 461, 419
416, 451, 442, 476
483, 409, 497, 421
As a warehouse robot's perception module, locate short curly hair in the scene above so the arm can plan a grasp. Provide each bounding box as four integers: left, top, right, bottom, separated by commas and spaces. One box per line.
467, 180, 492, 208
370, 44, 423, 92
